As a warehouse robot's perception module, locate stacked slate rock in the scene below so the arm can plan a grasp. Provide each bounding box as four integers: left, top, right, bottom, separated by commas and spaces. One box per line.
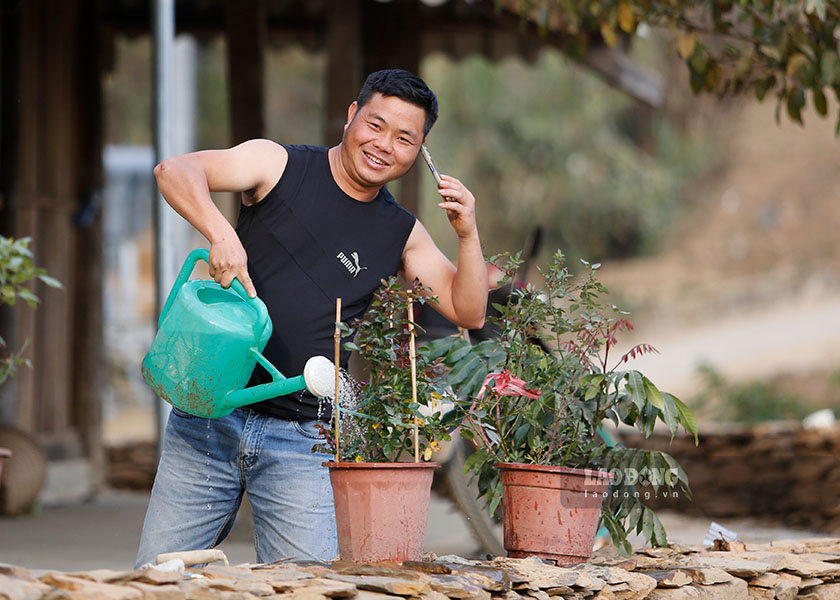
621, 421, 840, 532
5, 538, 840, 600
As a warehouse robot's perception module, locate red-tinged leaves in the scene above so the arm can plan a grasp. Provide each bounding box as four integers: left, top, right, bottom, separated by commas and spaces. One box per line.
617, 318, 634, 332
477, 370, 541, 400
434, 249, 697, 555
620, 343, 660, 363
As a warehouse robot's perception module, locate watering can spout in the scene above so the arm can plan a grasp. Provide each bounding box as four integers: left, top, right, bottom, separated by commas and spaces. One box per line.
224, 355, 337, 409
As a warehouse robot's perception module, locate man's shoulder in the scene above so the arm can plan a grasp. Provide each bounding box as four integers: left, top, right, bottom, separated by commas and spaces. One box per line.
378, 189, 417, 249
280, 145, 331, 177
283, 144, 329, 158
379, 186, 415, 216
279, 144, 331, 181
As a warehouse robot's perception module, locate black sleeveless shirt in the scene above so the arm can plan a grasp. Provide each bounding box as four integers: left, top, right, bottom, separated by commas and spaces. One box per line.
236, 145, 416, 421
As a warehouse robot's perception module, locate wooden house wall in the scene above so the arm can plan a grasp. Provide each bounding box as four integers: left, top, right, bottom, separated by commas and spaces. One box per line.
1, 0, 104, 482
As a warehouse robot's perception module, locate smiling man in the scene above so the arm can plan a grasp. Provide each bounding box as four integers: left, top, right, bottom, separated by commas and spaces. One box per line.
135, 70, 488, 566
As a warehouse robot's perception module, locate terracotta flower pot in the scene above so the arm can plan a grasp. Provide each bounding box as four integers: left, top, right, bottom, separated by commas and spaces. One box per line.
324, 461, 438, 563
497, 462, 614, 564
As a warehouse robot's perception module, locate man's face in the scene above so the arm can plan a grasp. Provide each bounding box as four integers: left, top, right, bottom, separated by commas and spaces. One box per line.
340, 93, 426, 189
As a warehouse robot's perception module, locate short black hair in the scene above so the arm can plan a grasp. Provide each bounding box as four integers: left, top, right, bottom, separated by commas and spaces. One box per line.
356, 69, 439, 137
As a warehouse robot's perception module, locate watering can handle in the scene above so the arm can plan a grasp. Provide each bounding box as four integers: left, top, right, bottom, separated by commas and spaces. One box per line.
158, 248, 270, 339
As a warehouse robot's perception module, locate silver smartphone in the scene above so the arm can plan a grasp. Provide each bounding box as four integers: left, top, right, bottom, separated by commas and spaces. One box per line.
420, 144, 443, 185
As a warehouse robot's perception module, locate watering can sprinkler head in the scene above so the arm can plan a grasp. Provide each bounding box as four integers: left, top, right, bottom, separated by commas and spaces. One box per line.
303, 355, 337, 399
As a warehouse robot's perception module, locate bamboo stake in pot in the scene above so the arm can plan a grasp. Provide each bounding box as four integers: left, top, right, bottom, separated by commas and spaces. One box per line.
334, 298, 342, 463
408, 298, 419, 462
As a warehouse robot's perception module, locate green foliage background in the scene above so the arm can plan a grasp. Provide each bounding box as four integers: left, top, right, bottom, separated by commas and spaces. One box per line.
104, 36, 718, 268
420, 50, 715, 263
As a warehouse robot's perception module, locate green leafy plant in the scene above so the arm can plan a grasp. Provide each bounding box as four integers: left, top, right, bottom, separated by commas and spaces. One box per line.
425, 249, 698, 554
506, 0, 840, 132
319, 277, 455, 463
0, 236, 62, 386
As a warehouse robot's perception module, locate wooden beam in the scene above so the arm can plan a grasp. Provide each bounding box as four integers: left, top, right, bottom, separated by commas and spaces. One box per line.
34, 0, 79, 444
8, 0, 99, 473
225, 0, 266, 144
44, 0, 77, 197
324, 0, 362, 146
362, 0, 420, 77
38, 209, 73, 438
17, 0, 41, 196
74, 0, 106, 487
0, 0, 20, 233
13, 208, 37, 433
13, 0, 43, 433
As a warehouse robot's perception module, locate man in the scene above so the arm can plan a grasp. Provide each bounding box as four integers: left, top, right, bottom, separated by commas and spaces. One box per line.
135, 69, 488, 566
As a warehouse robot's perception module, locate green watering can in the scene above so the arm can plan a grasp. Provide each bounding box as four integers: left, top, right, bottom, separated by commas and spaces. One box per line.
141, 248, 335, 418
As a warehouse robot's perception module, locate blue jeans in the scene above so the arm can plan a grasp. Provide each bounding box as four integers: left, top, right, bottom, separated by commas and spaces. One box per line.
135, 408, 337, 567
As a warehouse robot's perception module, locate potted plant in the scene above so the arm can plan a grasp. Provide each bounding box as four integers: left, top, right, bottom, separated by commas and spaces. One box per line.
319, 276, 455, 563
425, 249, 698, 563
0, 236, 61, 488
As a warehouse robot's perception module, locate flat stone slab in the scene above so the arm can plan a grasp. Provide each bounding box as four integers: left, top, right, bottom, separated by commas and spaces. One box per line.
9, 538, 840, 600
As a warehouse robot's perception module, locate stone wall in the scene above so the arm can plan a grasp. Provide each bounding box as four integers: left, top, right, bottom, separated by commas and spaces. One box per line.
621, 421, 840, 532
106, 441, 157, 490
106, 420, 840, 531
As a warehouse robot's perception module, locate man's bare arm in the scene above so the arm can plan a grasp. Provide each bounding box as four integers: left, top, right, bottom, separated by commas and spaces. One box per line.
154, 139, 288, 297
402, 173, 487, 329
402, 222, 487, 329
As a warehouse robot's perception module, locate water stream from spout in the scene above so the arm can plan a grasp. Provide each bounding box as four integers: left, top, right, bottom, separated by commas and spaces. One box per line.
315, 367, 365, 457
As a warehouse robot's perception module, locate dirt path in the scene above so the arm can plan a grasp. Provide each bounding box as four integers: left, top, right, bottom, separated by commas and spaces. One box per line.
599, 98, 840, 401
614, 294, 840, 398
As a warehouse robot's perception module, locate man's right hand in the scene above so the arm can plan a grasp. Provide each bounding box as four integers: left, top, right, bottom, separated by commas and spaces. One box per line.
209, 238, 256, 298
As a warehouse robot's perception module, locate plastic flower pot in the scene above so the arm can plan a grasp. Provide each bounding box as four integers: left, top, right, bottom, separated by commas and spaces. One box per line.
324, 461, 438, 563
497, 462, 614, 564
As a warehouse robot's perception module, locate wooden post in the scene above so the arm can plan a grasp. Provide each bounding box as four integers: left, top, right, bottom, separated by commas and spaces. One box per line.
13, 0, 79, 451
224, 0, 265, 144
324, 0, 362, 146
0, 0, 20, 234
75, 0, 106, 489
362, 0, 422, 217
4, 0, 103, 498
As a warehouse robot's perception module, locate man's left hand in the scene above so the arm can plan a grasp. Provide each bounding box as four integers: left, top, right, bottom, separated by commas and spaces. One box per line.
436, 174, 478, 239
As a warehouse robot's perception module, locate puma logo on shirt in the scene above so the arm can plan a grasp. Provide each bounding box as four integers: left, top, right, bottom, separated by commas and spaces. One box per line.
337, 251, 368, 277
